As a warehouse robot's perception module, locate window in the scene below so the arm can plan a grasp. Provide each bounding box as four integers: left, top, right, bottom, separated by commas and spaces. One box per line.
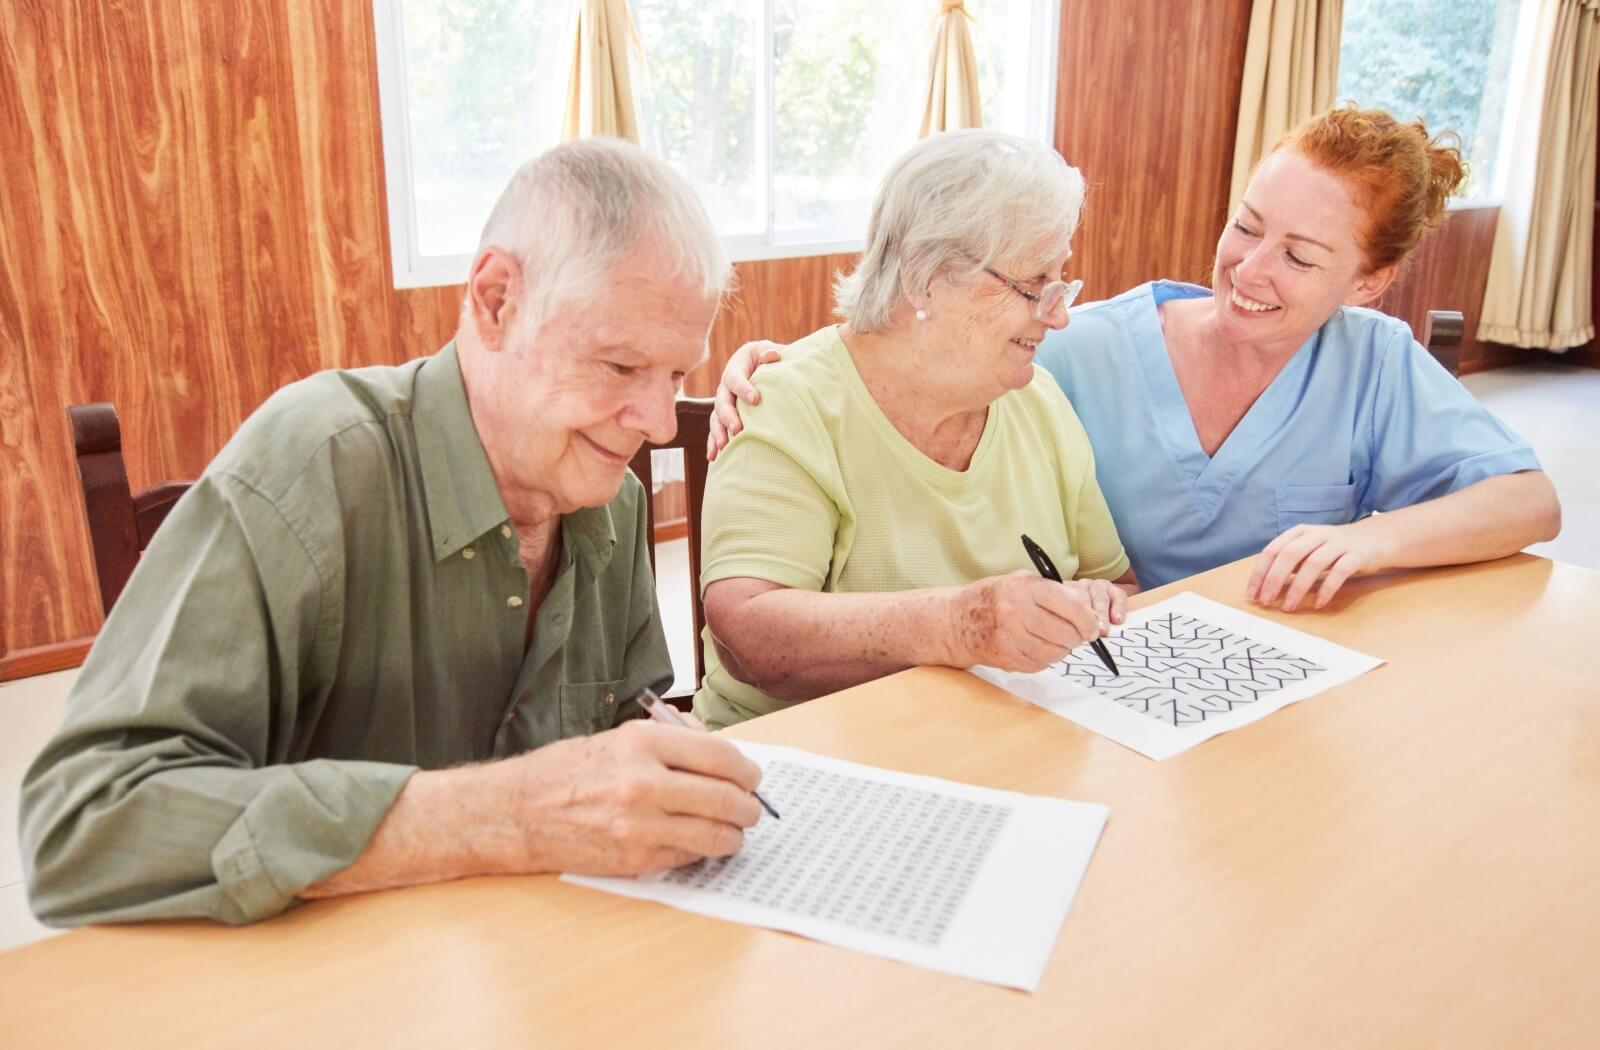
373, 0, 1061, 287
1336, 0, 1532, 202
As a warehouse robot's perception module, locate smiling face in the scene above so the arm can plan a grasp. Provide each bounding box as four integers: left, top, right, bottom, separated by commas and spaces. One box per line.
1212, 149, 1395, 353
927, 242, 1074, 399
465, 241, 719, 516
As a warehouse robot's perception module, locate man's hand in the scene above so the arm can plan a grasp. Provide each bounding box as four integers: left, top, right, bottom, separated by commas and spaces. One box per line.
1247, 522, 1389, 612
946, 571, 1107, 672
708, 340, 784, 460
497, 720, 763, 875
303, 721, 764, 899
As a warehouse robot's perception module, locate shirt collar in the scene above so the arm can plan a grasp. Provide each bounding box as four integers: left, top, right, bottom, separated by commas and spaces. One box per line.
562, 501, 619, 580
415, 342, 620, 577
414, 342, 514, 562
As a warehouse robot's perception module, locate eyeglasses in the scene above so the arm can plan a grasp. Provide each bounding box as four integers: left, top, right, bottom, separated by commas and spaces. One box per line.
981, 266, 1083, 321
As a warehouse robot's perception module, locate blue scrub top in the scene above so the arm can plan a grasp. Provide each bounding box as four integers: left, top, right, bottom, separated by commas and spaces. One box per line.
1036, 280, 1541, 589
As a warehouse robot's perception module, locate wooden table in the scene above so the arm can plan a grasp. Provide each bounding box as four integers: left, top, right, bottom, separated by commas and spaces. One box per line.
2, 555, 1597, 1048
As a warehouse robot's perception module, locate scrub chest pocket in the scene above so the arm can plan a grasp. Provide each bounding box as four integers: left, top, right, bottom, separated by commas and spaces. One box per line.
1274, 482, 1362, 530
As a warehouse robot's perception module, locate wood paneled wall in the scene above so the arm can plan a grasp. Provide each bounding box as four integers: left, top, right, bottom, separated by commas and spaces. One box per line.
1377, 205, 1504, 373
0, 0, 1586, 667
1054, 0, 1255, 301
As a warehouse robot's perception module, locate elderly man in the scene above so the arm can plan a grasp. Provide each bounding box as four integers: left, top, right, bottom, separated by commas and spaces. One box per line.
20, 138, 763, 926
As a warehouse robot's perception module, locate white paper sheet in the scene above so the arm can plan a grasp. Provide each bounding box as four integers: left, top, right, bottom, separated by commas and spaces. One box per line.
562, 743, 1109, 991
972, 592, 1384, 761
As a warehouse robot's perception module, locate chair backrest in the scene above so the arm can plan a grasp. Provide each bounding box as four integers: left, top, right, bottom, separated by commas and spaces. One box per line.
1423, 309, 1465, 377
629, 398, 716, 694
67, 403, 192, 615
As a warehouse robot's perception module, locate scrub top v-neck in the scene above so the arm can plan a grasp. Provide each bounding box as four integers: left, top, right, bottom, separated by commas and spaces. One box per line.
1036, 281, 1540, 588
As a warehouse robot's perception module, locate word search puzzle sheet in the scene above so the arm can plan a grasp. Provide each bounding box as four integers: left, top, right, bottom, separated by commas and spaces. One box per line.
973, 592, 1383, 760
563, 744, 1109, 991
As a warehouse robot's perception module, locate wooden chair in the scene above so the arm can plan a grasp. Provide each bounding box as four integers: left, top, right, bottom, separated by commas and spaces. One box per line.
67, 403, 192, 615
1423, 309, 1465, 377
629, 398, 716, 702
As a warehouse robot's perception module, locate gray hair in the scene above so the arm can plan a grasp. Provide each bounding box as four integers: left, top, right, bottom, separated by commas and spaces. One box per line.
835, 130, 1086, 331
476, 137, 732, 329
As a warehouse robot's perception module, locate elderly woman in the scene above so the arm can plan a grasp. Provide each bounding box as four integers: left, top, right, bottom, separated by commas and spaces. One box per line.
713, 107, 1560, 614
694, 129, 1137, 731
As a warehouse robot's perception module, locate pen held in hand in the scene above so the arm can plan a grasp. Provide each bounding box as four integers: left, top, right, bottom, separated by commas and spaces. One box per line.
635, 688, 782, 820
1019, 533, 1120, 677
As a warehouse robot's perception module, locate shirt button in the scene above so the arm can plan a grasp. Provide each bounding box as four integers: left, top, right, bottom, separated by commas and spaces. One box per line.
604, 692, 615, 706
461, 546, 476, 560
507, 595, 524, 609
501, 710, 515, 727
500, 524, 513, 539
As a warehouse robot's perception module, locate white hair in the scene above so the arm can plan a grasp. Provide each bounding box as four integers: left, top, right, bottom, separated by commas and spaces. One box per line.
475, 137, 732, 329
834, 129, 1086, 331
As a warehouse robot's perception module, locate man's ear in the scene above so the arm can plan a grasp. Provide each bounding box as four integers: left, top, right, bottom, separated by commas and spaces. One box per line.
1345, 263, 1397, 308
466, 248, 525, 351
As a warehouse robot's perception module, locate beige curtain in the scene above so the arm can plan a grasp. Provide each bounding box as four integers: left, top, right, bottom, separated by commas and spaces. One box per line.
919, 1, 982, 137
1229, 0, 1343, 212
1479, 0, 1599, 350
560, 0, 642, 142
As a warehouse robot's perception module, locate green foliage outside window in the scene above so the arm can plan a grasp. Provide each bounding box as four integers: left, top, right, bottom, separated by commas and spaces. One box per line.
1337, 0, 1525, 198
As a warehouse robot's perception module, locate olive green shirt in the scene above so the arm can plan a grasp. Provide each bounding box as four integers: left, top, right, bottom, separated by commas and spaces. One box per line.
19, 343, 671, 926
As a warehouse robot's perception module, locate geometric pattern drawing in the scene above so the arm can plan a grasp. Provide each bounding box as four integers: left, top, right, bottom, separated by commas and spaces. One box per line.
658, 760, 1010, 947
1055, 612, 1326, 727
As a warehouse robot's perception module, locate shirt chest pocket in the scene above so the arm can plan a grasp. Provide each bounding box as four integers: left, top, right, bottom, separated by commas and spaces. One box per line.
1274, 482, 1361, 530
560, 678, 627, 737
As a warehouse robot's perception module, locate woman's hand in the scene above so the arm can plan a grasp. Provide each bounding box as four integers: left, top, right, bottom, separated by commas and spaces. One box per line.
707, 340, 785, 461
1062, 577, 1129, 628
949, 571, 1107, 672
1247, 521, 1389, 612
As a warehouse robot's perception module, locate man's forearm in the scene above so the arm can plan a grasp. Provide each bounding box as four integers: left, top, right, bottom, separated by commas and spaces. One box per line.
301, 765, 509, 899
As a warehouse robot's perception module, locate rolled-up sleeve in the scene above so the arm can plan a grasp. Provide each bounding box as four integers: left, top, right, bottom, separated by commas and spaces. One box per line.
1363, 333, 1542, 514
19, 475, 415, 926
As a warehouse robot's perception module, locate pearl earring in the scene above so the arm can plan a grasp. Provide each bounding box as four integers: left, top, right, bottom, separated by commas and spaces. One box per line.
915, 308, 928, 321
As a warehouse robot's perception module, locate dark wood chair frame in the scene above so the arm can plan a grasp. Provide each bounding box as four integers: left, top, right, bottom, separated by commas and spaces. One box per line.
68, 403, 191, 616
1422, 309, 1465, 377
628, 398, 716, 701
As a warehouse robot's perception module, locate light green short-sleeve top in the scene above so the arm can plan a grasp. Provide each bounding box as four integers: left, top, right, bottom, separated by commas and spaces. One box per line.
692, 325, 1129, 729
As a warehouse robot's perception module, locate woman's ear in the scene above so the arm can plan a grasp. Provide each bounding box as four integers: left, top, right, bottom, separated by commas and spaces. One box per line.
1345, 264, 1397, 308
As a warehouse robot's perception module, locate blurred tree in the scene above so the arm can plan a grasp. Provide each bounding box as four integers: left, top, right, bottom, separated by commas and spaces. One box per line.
1337, 0, 1524, 197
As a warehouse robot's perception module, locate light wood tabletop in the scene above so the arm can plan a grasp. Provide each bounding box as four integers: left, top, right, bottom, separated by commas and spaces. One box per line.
2, 555, 1597, 1048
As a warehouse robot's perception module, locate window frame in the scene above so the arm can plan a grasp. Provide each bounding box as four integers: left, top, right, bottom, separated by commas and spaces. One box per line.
371, 0, 1062, 289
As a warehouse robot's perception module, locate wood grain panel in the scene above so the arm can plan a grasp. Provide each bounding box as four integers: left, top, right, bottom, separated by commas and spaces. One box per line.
686, 253, 857, 396
1054, 0, 1254, 301
0, 0, 435, 663
1375, 205, 1511, 373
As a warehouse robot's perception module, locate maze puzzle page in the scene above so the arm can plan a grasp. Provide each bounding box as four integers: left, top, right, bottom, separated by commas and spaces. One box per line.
1056, 611, 1326, 726
971, 592, 1384, 760
564, 743, 1110, 991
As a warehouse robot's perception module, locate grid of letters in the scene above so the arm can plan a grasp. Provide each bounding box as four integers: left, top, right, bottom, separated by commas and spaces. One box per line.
660, 761, 1011, 946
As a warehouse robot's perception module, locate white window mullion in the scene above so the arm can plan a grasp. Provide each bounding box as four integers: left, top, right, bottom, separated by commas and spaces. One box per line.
759, 0, 777, 246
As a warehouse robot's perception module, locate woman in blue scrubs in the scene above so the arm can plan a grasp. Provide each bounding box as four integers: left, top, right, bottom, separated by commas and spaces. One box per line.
707, 107, 1561, 612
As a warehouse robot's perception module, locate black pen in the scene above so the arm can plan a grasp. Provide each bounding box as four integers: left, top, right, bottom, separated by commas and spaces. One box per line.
1019, 533, 1120, 677
636, 688, 781, 820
